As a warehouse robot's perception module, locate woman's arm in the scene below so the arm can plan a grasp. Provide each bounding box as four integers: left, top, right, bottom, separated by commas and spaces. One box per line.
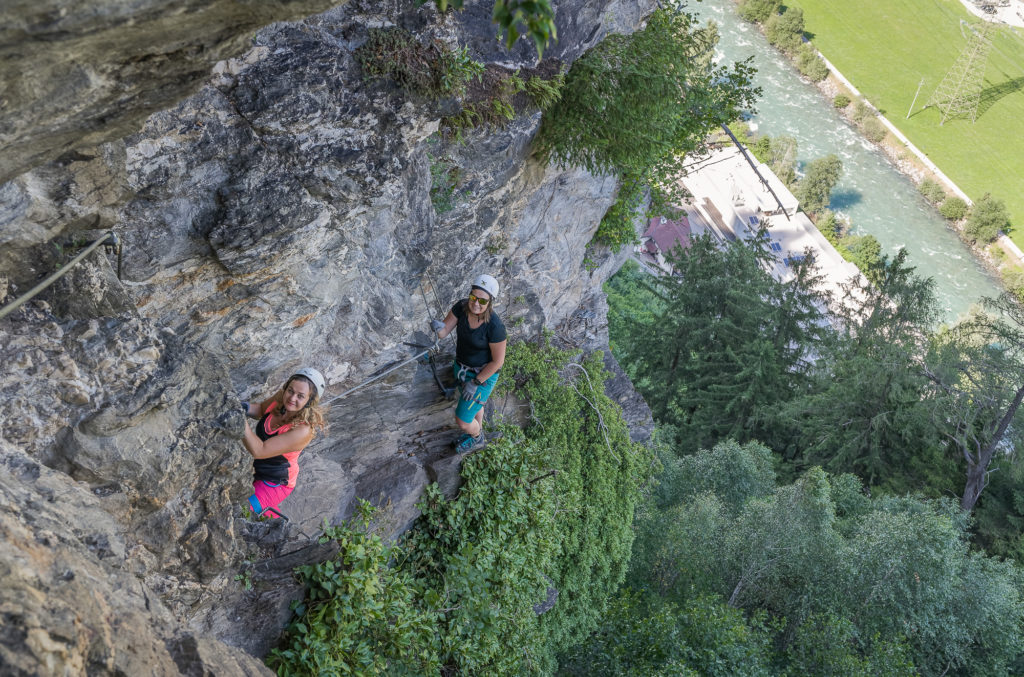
475, 339, 507, 382
436, 310, 457, 339
242, 424, 314, 459
248, 390, 282, 419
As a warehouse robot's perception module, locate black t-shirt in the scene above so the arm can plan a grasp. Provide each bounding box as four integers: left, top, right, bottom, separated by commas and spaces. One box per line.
452, 300, 507, 368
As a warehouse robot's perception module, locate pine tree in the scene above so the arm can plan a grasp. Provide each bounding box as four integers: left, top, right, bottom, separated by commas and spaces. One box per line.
625, 232, 831, 453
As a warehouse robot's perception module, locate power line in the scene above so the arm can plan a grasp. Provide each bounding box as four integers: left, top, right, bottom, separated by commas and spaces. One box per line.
926, 19, 997, 124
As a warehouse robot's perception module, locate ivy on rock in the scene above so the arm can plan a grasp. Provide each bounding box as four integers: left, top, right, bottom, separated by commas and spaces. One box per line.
270, 338, 653, 675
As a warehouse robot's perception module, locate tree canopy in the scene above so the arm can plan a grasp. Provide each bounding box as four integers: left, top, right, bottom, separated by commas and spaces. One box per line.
794, 153, 842, 215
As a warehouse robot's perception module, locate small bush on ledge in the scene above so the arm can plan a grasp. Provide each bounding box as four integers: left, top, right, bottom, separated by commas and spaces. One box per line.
269, 339, 653, 675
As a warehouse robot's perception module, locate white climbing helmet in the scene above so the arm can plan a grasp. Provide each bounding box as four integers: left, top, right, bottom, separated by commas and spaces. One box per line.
472, 273, 499, 299
291, 367, 325, 400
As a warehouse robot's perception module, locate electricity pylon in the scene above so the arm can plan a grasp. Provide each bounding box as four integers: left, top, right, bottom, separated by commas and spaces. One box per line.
926, 20, 996, 124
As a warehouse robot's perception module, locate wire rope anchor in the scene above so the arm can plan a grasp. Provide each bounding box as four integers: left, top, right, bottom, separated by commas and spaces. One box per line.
0, 230, 122, 321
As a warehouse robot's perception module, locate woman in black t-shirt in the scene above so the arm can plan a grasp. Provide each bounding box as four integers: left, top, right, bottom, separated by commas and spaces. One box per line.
432, 274, 507, 453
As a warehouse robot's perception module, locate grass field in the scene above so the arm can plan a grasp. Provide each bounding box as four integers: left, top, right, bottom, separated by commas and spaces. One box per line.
783, 0, 1024, 247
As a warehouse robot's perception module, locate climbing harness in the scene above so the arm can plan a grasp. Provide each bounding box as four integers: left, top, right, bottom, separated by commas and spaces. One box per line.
0, 231, 122, 321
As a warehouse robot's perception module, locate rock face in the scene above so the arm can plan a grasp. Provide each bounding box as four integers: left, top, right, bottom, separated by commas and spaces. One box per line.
0, 0, 345, 184
0, 0, 655, 672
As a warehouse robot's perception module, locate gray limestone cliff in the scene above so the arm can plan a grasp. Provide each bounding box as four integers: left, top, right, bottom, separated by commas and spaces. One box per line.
0, 0, 655, 673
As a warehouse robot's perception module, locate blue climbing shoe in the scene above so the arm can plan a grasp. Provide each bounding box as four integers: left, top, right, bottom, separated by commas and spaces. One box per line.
455, 432, 485, 454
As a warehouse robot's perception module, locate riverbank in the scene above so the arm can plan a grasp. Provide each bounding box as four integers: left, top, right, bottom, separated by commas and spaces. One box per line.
726, 0, 1020, 299
774, 0, 1024, 238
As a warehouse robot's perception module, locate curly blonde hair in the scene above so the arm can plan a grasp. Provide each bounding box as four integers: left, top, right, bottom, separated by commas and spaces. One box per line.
272, 374, 328, 433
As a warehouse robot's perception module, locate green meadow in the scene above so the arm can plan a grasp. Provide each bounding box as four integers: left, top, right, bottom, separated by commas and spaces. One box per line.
784, 0, 1024, 246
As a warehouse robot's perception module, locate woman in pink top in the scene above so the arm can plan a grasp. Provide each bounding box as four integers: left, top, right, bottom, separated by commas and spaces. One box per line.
241, 367, 326, 518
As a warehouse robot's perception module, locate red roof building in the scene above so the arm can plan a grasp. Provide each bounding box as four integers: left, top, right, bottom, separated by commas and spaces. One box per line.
639, 215, 691, 272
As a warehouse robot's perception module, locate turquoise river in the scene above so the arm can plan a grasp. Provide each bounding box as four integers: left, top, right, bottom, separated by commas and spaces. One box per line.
691, 0, 1004, 322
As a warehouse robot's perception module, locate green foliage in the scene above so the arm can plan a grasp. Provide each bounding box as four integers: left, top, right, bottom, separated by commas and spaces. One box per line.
939, 196, 968, 221
925, 294, 1024, 512
1001, 265, 1024, 303
796, 44, 829, 81
604, 259, 664, 361
833, 93, 851, 108
593, 173, 645, 250
851, 98, 871, 123
441, 68, 556, 139
272, 341, 652, 675
781, 250, 957, 493
965, 193, 1010, 244
534, 7, 757, 180
618, 232, 831, 454
749, 134, 798, 186
843, 232, 884, 282
524, 72, 564, 111
355, 28, 483, 99
436, 45, 486, 97
557, 590, 774, 676
492, 0, 557, 58
428, 154, 462, 214
737, 0, 782, 24
974, 460, 1024, 561
401, 437, 557, 674
860, 116, 887, 143
814, 212, 885, 284
786, 613, 916, 676
268, 501, 440, 676
795, 153, 842, 214
631, 442, 1024, 675
498, 340, 655, 653
416, 0, 557, 58
918, 177, 947, 204
764, 7, 806, 53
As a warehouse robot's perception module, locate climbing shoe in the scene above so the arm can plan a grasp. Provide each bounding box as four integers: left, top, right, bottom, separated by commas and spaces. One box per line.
455, 433, 485, 454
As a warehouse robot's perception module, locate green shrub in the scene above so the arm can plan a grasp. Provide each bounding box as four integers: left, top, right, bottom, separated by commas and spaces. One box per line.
833, 94, 851, 108
271, 340, 654, 675
534, 7, 756, 179
845, 233, 885, 284
559, 591, 774, 676
594, 173, 644, 250
355, 28, 483, 98
765, 7, 806, 53
861, 117, 887, 143
965, 193, 1010, 243
737, 0, 782, 24
795, 154, 842, 214
796, 45, 829, 82
524, 73, 564, 110
851, 99, 870, 123
939, 196, 968, 221
268, 501, 440, 676
429, 154, 461, 214
918, 178, 947, 204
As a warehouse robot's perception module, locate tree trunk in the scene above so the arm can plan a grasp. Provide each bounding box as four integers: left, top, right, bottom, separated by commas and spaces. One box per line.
961, 461, 987, 512
961, 383, 1024, 512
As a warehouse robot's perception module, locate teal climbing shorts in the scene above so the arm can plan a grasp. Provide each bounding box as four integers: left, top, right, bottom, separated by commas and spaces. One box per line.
453, 361, 500, 423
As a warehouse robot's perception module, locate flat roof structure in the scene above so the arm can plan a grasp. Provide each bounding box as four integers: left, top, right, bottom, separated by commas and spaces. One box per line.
677, 145, 862, 301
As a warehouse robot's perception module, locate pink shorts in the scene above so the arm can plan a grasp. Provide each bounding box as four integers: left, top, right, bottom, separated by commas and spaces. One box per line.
248, 480, 293, 518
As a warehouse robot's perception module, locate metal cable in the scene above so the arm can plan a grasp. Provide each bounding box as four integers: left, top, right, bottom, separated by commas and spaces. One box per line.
0, 231, 120, 321
319, 347, 435, 407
